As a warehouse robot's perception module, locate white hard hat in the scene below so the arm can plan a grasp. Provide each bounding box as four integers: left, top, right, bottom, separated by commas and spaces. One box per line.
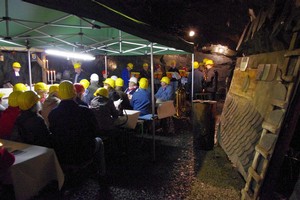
90, 73, 99, 81
111, 75, 118, 81
129, 77, 137, 84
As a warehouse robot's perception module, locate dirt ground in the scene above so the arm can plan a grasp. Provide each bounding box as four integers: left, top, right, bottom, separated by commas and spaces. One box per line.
1, 102, 246, 200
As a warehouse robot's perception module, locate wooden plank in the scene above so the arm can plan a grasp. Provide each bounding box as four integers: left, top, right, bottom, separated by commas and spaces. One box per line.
255, 144, 269, 159
249, 167, 262, 184
262, 121, 278, 133
284, 48, 300, 57
270, 99, 287, 109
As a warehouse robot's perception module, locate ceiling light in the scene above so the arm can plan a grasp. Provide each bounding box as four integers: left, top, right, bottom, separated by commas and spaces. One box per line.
189, 30, 195, 37
45, 49, 95, 60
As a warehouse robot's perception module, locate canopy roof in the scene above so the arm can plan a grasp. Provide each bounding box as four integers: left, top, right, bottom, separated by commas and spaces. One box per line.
0, 0, 194, 56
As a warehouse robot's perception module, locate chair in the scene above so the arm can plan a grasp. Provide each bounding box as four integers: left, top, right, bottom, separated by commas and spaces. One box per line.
138, 100, 176, 135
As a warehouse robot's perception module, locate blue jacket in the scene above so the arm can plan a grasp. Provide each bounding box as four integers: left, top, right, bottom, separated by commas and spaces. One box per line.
130, 88, 151, 116
155, 85, 174, 101
121, 68, 130, 89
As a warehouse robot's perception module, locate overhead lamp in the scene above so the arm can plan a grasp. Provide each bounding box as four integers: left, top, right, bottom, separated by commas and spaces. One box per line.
189, 30, 195, 37
45, 49, 95, 60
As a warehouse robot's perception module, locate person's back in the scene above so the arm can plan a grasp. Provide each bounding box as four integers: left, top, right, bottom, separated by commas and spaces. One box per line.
187, 61, 204, 96
48, 81, 99, 165
41, 84, 60, 126
16, 91, 51, 147
90, 88, 119, 131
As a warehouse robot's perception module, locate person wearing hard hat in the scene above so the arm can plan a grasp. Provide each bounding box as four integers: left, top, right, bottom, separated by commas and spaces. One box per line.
0, 91, 22, 140
79, 79, 91, 105
130, 78, 151, 116
168, 60, 181, 93
74, 83, 88, 107
41, 84, 60, 127
3, 62, 27, 87
204, 59, 218, 100
34, 82, 49, 103
48, 80, 106, 176
155, 76, 174, 103
121, 62, 134, 89
13, 83, 28, 92
82, 74, 100, 106
140, 63, 151, 81
90, 87, 120, 132
114, 78, 132, 110
187, 61, 205, 99
124, 77, 138, 100
72, 62, 89, 83
16, 91, 51, 147
103, 77, 117, 101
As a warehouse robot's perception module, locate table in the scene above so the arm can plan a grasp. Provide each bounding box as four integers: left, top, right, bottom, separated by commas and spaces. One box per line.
0, 139, 65, 200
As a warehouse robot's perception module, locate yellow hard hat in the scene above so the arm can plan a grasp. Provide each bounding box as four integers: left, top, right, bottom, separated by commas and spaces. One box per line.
73, 62, 81, 69
34, 82, 48, 92
194, 61, 199, 69
58, 80, 76, 100
103, 78, 115, 88
49, 84, 59, 94
139, 78, 148, 89
205, 59, 214, 65
18, 91, 39, 110
127, 63, 134, 69
79, 79, 90, 89
94, 87, 108, 98
12, 62, 21, 68
161, 76, 170, 85
13, 83, 28, 92
170, 60, 176, 66
203, 58, 209, 64
143, 63, 149, 67
8, 91, 22, 107
0, 93, 4, 98
115, 78, 124, 87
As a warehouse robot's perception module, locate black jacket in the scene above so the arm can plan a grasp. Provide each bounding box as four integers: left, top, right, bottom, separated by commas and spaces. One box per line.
48, 100, 99, 164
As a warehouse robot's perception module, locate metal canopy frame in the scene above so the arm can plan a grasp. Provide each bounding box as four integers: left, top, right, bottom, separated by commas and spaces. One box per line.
0, 0, 189, 55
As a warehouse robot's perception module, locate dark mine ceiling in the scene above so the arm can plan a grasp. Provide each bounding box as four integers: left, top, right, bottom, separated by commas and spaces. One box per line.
24, 0, 274, 52
81, 0, 271, 50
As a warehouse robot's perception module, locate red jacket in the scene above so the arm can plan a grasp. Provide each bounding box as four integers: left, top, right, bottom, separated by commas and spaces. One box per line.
0, 106, 20, 139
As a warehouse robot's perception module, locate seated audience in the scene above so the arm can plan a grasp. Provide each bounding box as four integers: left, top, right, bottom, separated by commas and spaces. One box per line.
41, 84, 60, 126
16, 91, 51, 147
74, 83, 88, 107
114, 78, 132, 111
48, 81, 106, 176
13, 83, 28, 92
124, 77, 138, 100
130, 78, 151, 116
90, 87, 119, 132
155, 76, 174, 102
0, 91, 22, 140
34, 82, 49, 103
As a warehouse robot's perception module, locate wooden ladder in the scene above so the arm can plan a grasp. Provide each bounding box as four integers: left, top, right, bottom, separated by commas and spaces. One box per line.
241, 32, 300, 200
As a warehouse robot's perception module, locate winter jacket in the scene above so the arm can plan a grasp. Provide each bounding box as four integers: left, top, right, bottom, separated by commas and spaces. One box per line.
131, 88, 151, 116
0, 107, 20, 139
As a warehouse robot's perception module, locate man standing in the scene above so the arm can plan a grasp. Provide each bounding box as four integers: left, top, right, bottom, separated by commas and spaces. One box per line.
121, 63, 134, 89
168, 60, 181, 93
187, 61, 204, 99
204, 59, 218, 100
3, 62, 27, 87
73, 62, 89, 83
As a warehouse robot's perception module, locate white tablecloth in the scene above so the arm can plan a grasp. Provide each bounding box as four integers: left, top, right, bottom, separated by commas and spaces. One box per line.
0, 139, 64, 200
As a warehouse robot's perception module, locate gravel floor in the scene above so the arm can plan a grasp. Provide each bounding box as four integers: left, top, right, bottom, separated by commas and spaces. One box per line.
22, 115, 245, 200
